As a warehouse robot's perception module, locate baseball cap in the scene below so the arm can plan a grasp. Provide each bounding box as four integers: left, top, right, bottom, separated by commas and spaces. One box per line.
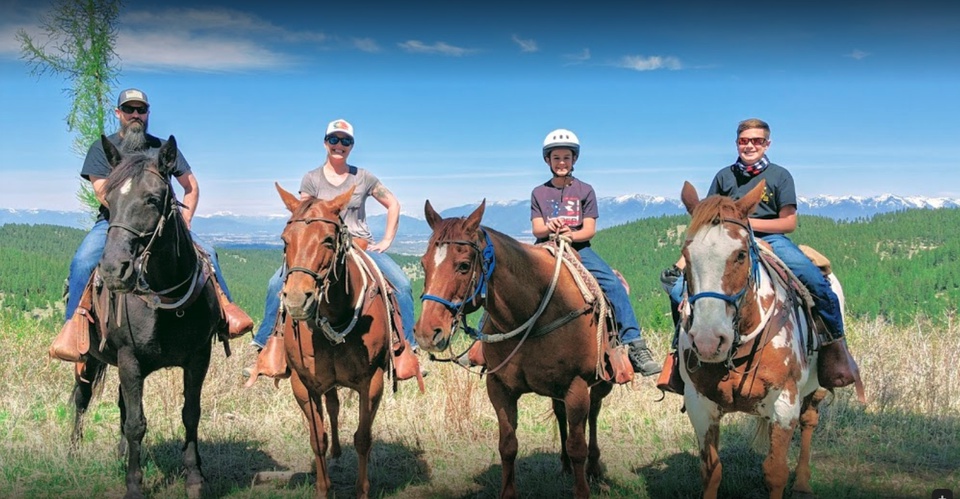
117, 88, 149, 107
325, 119, 354, 139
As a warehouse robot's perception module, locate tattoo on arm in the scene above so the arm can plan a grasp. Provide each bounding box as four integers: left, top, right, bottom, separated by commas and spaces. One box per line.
372, 183, 392, 201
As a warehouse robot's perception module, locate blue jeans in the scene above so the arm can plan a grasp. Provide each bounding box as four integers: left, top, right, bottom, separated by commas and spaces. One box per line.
252, 251, 417, 349
667, 234, 844, 339
578, 247, 642, 344
64, 219, 231, 321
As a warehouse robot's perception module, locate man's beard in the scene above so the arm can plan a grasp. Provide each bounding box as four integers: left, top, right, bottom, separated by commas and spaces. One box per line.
120, 120, 148, 153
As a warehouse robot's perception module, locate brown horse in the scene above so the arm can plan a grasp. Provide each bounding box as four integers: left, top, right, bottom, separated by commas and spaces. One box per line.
415, 200, 614, 499
274, 183, 401, 498
676, 180, 830, 499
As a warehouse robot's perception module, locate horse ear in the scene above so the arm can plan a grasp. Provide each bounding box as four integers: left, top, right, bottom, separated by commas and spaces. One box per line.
424, 200, 443, 230
157, 135, 178, 176
102, 134, 123, 168
736, 179, 767, 219
680, 181, 700, 214
328, 185, 356, 215
275, 182, 301, 213
464, 199, 486, 233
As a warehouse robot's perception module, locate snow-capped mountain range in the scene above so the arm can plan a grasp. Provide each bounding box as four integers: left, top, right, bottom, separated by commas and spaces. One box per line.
3, 194, 957, 254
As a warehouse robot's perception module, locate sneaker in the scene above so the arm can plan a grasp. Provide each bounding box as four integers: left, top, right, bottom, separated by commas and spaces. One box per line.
626, 339, 662, 377
659, 265, 682, 295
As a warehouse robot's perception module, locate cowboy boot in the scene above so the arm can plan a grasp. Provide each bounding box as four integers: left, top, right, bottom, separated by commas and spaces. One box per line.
213, 281, 253, 338
656, 351, 684, 395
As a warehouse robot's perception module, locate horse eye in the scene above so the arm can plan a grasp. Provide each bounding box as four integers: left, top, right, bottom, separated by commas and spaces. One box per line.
456, 262, 471, 274
322, 237, 335, 249
737, 250, 748, 262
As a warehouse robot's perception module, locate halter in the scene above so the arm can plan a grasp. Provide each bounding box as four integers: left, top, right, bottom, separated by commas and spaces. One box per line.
683, 217, 762, 364
421, 228, 496, 339
106, 168, 201, 308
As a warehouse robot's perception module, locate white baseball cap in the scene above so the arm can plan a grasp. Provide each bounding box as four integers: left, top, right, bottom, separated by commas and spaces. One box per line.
325, 119, 354, 139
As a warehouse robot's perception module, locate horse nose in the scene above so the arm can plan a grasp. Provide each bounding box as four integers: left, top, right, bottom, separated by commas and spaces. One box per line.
432, 329, 449, 350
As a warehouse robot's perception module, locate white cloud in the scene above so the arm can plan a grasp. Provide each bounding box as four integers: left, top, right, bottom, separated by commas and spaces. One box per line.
845, 49, 870, 60
398, 40, 475, 56
617, 55, 683, 71
352, 37, 381, 53
117, 32, 292, 72
564, 48, 590, 65
511, 34, 537, 53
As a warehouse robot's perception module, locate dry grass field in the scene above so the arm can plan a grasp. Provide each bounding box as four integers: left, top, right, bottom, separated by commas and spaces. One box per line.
1, 312, 958, 498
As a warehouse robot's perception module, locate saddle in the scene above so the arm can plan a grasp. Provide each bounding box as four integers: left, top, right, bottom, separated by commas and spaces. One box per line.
49, 245, 232, 364
538, 242, 634, 385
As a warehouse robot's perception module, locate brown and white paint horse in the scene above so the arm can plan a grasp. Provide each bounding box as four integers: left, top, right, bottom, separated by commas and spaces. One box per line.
677, 180, 829, 499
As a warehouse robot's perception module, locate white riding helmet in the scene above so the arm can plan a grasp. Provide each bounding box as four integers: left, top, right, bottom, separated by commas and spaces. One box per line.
542, 129, 580, 159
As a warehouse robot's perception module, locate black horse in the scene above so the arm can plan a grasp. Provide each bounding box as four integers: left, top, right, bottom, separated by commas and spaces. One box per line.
70, 135, 224, 499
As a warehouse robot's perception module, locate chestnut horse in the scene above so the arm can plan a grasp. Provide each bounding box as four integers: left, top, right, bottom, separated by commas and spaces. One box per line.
415, 200, 614, 499
274, 183, 413, 498
676, 180, 831, 499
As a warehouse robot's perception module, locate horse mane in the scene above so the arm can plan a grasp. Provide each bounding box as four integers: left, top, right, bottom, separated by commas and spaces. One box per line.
688, 195, 741, 235
103, 151, 159, 196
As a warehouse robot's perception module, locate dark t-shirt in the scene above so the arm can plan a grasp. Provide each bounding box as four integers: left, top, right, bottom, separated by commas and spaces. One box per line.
530, 177, 598, 250
81, 132, 191, 221
708, 162, 796, 235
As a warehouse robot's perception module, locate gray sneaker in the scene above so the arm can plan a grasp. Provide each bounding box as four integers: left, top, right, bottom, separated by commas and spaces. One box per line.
627, 339, 662, 377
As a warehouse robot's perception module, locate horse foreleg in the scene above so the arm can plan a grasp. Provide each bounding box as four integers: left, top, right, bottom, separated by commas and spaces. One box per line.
793, 388, 827, 497
563, 377, 591, 499
551, 399, 570, 474
354, 369, 385, 499
687, 394, 722, 499
116, 351, 147, 499
587, 382, 613, 480
290, 370, 330, 497
763, 419, 796, 499
181, 348, 211, 499
487, 376, 519, 499
324, 389, 342, 459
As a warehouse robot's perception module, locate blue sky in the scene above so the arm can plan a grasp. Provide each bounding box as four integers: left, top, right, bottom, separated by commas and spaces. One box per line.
1, 0, 958, 218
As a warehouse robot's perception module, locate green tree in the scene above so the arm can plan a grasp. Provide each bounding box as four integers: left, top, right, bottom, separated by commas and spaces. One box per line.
17, 0, 123, 220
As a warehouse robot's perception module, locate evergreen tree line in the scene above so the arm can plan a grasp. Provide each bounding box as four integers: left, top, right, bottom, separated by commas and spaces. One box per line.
2, 209, 958, 331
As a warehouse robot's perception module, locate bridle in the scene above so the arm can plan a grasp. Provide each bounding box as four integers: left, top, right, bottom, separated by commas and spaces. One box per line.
106, 168, 200, 306
421, 228, 496, 341
682, 216, 762, 365
282, 215, 350, 285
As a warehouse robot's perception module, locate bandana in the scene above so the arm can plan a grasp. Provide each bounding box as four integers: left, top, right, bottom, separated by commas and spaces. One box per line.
735, 154, 770, 177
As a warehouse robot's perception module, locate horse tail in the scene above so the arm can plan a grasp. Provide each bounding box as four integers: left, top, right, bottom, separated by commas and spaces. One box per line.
750, 417, 771, 454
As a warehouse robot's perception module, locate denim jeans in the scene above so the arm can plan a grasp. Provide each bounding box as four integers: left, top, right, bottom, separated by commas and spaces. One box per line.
64, 219, 231, 321
578, 247, 642, 343
667, 234, 844, 339
252, 251, 417, 349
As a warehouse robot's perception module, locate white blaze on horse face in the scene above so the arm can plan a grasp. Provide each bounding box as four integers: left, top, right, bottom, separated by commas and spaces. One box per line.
685, 224, 744, 360
120, 178, 133, 196
432, 244, 448, 272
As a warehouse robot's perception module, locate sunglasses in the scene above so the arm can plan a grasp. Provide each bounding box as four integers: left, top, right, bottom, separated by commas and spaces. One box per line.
737, 137, 768, 146
119, 104, 149, 115
326, 135, 354, 147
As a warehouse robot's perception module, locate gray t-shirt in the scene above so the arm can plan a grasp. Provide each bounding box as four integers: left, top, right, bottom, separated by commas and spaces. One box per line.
299, 165, 380, 242
530, 177, 598, 250
80, 132, 191, 221
708, 162, 796, 234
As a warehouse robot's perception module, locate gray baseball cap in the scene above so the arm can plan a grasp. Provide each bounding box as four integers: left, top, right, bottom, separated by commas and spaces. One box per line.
117, 88, 149, 107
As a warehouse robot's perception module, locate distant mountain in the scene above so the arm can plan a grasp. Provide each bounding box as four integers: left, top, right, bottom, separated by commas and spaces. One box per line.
4, 193, 957, 254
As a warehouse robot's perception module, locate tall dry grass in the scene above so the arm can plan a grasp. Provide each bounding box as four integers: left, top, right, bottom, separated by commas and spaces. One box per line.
1, 312, 958, 498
